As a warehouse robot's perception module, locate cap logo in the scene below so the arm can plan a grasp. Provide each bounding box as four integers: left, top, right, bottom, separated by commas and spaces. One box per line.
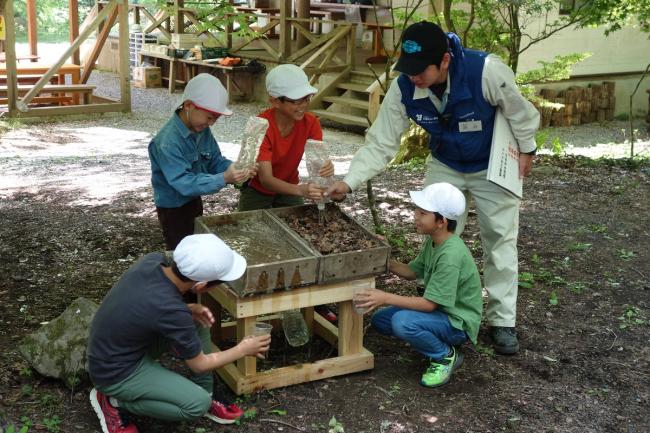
402, 40, 422, 54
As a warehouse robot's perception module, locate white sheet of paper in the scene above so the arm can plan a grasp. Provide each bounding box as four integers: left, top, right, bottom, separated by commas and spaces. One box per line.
487, 110, 523, 198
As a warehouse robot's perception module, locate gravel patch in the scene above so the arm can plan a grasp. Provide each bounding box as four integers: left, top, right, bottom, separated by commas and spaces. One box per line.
540, 121, 650, 158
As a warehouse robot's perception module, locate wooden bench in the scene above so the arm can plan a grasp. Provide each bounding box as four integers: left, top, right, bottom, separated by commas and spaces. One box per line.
0, 84, 96, 105
0, 75, 58, 85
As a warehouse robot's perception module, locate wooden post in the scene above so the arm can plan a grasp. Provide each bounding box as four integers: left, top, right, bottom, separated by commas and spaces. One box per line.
69, 0, 80, 65
278, 0, 291, 60
97, 1, 104, 34
347, 25, 355, 66
3, 0, 18, 115
337, 301, 363, 356
236, 316, 257, 376
295, 0, 310, 50
118, 0, 131, 112
174, 0, 184, 33
26, 0, 38, 60
169, 58, 177, 93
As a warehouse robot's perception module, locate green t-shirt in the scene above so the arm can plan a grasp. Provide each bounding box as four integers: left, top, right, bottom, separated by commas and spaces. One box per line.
408, 235, 482, 344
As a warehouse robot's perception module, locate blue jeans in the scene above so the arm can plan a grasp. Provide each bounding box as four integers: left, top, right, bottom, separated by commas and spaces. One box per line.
371, 307, 468, 361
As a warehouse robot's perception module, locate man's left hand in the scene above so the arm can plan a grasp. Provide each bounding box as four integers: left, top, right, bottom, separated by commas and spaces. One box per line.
519, 153, 534, 179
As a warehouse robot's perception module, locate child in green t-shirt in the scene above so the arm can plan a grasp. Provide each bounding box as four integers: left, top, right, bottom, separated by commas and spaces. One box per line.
354, 182, 483, 388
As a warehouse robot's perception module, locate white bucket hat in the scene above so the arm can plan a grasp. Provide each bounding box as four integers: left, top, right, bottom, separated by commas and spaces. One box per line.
173, 234, 246, 282
266, 64, 318, 100
182, 73, 233, 116
409, 182, 466, 220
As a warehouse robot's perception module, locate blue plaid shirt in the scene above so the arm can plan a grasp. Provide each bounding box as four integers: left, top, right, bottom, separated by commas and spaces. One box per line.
148, 113, 232, 208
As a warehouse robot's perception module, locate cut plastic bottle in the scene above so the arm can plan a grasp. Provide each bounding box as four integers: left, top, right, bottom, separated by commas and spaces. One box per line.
281, 309, 310, 347
233, 116, 269, 182
304, 139, 333, 212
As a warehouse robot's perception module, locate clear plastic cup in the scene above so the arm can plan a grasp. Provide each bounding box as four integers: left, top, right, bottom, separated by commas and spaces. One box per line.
352, 287, 370, 314
253, 322, 273, 336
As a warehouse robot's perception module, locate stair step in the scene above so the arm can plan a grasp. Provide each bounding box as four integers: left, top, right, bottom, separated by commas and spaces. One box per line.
350, 70, 377, 81
337, 81, 369, 93
311, 109, 369, 127
322, 95, 369, 110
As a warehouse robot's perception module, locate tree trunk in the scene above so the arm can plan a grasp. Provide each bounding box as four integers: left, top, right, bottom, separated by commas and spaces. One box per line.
366, 180, 384, 235
443, 0, 456, 33
508, 4, 521, 73
391, 121, 430, 165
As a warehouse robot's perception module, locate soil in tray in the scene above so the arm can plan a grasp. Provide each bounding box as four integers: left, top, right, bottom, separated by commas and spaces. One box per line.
206, 216, 305, 265
281, 207, 380, 255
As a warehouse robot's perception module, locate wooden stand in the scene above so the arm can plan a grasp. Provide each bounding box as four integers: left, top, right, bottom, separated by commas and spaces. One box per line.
202, 277, 375, 395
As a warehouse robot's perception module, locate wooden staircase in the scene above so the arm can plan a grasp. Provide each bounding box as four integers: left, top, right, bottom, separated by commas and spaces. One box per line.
310, 69, 381, 129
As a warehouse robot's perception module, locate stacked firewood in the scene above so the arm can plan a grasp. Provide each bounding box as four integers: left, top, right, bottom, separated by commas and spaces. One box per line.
535, 82, 616, 127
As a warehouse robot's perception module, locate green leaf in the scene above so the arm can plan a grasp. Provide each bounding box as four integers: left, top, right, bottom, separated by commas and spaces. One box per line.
267, 409, 287, 416
548, 291, 559, 306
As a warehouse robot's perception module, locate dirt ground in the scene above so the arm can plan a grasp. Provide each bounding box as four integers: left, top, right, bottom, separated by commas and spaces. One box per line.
0, 118, 649, 433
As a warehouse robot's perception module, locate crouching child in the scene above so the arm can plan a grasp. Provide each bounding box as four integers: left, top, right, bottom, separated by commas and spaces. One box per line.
87, 234, 270, 433
354, 182, 482, 388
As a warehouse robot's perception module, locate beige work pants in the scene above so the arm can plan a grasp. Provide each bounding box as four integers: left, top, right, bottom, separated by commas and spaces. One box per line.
425, 156, 520, 327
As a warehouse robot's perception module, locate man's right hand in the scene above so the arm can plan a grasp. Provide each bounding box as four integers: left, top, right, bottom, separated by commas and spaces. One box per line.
326, 181, 351, 202
299, 183, 326, 201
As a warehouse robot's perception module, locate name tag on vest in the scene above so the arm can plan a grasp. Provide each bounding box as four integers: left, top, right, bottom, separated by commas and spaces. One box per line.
459, 120, 482, 132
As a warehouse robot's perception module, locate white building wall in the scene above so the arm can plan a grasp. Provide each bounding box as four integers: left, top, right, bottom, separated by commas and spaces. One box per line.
518, 18, 650, 76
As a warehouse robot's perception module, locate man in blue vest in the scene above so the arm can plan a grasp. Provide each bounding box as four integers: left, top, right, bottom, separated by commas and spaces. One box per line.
329, 21, 539, 355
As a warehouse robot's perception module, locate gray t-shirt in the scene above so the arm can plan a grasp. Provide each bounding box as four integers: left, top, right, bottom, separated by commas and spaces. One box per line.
87, 252, 202, 387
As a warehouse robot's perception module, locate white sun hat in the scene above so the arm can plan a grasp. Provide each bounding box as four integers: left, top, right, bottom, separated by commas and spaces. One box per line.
173, 234, 246, 282
409, 182, 466, 220
266, 64, 318, 100
182, 73, 233, 116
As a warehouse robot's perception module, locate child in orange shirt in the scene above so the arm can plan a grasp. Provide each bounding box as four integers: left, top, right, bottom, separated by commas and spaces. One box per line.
237, 64, 334, 211
237, 64, 337, 322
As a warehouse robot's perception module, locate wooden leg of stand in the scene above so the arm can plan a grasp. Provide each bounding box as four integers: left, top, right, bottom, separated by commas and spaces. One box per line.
236, 316, 257, 376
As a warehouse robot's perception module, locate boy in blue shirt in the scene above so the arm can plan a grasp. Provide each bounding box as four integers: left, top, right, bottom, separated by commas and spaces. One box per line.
149, 74, 254, 250
354, 182, 482, 387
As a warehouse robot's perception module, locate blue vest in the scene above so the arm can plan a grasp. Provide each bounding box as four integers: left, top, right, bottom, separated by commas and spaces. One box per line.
397, 36, 496, 173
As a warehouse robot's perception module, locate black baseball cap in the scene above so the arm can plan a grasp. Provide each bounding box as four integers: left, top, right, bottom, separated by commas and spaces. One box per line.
395, 21, 449, 76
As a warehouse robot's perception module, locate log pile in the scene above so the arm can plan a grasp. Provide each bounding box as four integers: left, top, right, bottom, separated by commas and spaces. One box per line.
535, 81, 616, 127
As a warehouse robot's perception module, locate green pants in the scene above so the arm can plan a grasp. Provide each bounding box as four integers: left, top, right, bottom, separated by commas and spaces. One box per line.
97, 326, 214, 422
238, 184, 304, 211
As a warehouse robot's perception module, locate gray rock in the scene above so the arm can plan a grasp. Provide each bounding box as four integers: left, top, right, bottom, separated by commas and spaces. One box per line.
19, 297, 98, 389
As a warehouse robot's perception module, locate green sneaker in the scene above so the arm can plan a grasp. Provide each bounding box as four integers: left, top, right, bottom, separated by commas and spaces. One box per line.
420, 347, 464, 388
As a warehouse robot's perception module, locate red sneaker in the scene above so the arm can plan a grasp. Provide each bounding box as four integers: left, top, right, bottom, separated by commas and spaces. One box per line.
204, 400, 241, 425
89, 388, 138, 433
315, 305, 337, 323
226, 402, 244, 418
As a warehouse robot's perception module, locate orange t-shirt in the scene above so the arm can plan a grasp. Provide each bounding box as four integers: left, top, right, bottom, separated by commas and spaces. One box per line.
249, 108, 323, 196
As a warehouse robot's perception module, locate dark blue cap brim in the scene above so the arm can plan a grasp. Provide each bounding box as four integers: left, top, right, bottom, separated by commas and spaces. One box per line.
394, 52, 434, 76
